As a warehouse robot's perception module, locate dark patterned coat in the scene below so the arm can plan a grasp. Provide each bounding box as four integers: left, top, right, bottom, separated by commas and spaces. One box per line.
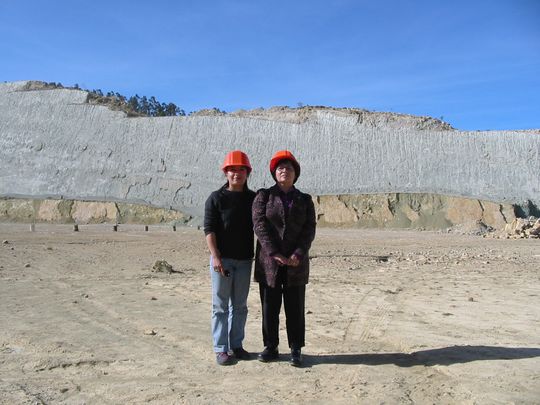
252, 185, 317, 287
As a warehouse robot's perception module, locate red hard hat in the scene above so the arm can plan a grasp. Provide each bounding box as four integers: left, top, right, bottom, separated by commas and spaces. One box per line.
221, 150, 252, 174
269, 150, 300, 183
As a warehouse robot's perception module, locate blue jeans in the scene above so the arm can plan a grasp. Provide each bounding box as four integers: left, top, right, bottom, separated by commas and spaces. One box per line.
210, 257, 252, 353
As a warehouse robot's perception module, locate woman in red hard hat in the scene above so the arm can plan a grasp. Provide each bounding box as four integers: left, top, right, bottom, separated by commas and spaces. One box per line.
252, 150, 316, 367
204, 150, 256, 366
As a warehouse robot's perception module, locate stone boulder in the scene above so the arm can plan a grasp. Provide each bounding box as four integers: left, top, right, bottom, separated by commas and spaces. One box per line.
503, 217, 540, 238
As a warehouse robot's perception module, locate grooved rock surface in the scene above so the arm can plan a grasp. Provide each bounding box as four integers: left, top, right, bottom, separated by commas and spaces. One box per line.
1, 81, 539, 222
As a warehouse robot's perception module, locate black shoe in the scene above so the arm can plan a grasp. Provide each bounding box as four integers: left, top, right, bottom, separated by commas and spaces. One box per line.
290, 348, 302, 367
232, 347, 251, 360
257, 347, 279, 362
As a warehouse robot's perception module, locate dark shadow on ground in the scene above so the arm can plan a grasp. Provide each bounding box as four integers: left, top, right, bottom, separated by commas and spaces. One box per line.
302, 345, 540, 367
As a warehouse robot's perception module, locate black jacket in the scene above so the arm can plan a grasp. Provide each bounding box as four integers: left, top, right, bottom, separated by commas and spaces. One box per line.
252, 185, 316, 287
204, 185, 256, 260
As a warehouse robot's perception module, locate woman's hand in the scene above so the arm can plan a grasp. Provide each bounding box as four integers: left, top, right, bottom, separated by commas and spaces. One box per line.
212, 256, 229, 277
288, 254, 300, 267
272, 254, 300, 267
272, 254, 289, 266
206, 233, 228, 276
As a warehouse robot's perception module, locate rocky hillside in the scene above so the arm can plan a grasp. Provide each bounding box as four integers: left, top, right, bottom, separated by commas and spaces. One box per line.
1, 80, 539, 229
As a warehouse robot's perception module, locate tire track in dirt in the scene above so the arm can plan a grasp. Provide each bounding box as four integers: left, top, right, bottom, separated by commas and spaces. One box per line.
0, 380, 49, 405
1, 276, 202, 383
47, 279, 204, 364
341, 288, 397, 347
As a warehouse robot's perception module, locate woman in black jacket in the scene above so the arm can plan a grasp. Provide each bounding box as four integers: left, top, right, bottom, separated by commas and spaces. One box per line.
252, 150, 316, 367
204, 150, 255, 366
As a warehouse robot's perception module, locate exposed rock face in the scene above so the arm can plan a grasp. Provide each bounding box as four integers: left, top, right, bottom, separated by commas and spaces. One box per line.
0, 198, 190, 225
0, 193, 517, 233
71, 201, 118, 224
0, 199, 35, 221
1, 81, 539, 226
314, 193, 515, 230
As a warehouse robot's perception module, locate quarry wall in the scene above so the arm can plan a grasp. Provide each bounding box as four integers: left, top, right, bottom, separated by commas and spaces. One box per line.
1, 81, 539, 226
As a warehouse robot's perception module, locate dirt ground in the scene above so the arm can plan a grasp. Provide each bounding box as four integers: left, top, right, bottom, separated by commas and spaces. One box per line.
0, 223, 539, 404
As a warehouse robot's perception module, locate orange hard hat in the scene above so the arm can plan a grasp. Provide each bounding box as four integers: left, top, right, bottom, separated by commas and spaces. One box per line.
221, 150, 252, 174
269, 150, 300, 183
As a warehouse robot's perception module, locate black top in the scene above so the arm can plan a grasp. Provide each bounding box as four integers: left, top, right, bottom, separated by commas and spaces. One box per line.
203, 185, 256, 260
278, 186, 296, 220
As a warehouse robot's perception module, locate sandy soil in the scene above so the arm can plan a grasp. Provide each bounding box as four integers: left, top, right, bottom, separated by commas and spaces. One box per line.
0, 224, 539, 404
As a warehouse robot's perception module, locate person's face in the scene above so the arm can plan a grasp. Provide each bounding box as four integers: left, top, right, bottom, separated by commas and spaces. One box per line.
275, 161, 295, 187
225, 166, 248, 187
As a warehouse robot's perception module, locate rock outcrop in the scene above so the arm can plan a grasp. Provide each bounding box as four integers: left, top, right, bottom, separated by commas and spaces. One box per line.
0, 194, 519, 234
0, 198, 189, 225
1, 81, 539, 228
314, 193, 515, 231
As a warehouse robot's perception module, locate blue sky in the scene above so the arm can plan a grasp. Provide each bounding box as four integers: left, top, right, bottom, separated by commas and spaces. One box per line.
1, 0, 539, 130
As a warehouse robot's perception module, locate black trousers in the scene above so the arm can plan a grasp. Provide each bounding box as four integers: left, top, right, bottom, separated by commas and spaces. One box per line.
259, 269, 306, 349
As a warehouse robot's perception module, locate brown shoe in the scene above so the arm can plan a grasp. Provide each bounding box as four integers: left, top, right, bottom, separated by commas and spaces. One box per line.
216, 352, 233, 365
